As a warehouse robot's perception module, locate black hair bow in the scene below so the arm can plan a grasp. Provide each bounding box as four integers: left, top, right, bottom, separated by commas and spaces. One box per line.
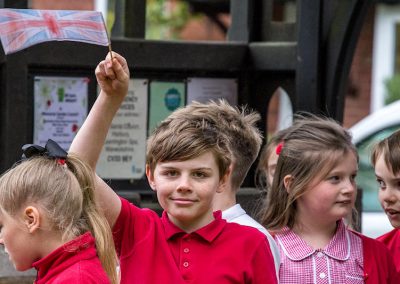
21, 139, 68, 160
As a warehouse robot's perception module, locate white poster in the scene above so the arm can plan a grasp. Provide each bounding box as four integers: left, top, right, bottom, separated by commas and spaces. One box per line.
187, 78, 238, 105
97, 79, 148, 180
33, 76, 89, 151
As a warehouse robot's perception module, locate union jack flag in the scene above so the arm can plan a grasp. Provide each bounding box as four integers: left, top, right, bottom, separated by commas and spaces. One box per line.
0, 9, 109, 54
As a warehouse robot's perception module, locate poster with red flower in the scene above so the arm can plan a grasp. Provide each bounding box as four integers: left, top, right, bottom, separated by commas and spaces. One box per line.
33, 76, 88, 151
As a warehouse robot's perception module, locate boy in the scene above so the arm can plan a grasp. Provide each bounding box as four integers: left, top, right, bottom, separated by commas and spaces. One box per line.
69, 53, 277, 283
167, 100, 280, 275
371, 130, 400, 271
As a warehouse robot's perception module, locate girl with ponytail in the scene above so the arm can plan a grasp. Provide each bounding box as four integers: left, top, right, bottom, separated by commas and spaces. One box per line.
0, 139, 118, 284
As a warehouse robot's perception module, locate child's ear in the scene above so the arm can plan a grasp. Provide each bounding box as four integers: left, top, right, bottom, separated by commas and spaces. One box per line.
145, 164, 156, 191
283, 175, 293, 193
23, 206, 40, 233
217, 166, 232, 193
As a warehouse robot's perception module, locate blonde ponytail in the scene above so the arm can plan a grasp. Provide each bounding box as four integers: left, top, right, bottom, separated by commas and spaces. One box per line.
67, 154, 118, 284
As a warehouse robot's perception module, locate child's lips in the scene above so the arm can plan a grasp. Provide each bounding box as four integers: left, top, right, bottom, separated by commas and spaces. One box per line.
385, 208, 399, 217
336, 199, 351, 204
172, 198, 196, 205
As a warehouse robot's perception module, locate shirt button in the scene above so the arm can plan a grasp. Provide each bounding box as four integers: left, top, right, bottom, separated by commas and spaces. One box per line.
183, 261, 189, 268
183, 248, 190, 253
319, 272, 326, 279
317, 252, 324, 257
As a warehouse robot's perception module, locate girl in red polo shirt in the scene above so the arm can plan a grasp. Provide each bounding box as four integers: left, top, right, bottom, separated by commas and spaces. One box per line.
371, 129, 400, 272
0, 139, 118, 284
69, 52, 278, 283
260, 114, 398, 283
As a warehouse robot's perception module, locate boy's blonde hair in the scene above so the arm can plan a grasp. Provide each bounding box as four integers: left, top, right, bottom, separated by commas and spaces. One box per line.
371, 130, 400, 174
260, 114, 358, 231
146, 112, 232, 179
0, 154, 118, 284
165, 99, 262, 190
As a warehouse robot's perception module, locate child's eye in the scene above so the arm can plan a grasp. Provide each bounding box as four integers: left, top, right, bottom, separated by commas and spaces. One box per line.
328, 176, 340, 183
162, 170, 178, 177
376, 178, 386, 189
192, 172, 207, 178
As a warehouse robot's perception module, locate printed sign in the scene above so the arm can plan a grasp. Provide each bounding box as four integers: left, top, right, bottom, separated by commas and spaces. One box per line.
33, 76, 89, 151
187, 77, 238, 105
148, 81, 186, 134
97, 79, 148, 179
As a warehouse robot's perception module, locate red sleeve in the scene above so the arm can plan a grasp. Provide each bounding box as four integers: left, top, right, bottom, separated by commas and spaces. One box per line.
362, 234, 400, 284
112, 197, 158, 258
250, 237, 278, 284
112, 197, 136, 257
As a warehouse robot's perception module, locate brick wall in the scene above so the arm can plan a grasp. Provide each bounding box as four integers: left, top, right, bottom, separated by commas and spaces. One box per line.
343, 7, 375, 128
31, 0, 94, 10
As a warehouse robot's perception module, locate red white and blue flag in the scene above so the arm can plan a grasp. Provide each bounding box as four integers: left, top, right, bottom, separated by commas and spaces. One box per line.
0, 9, 109, 54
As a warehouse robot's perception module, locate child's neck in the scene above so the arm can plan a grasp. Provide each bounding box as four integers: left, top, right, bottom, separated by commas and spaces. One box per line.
213, 186, 237, 212
292, 220, 338, 250
36, 229, 70, 259
170, 211, 215, 234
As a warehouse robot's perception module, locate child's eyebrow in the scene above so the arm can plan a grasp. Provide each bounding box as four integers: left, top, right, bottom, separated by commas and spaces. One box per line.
193, 169, 213, 173
375, 174, 400, 183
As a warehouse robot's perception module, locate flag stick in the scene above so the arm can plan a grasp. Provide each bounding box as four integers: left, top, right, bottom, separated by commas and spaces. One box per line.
108, 42, 114, 61
105, 20, 113, 61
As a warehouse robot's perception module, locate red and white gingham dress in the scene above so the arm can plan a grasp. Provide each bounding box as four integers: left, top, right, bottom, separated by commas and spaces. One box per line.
275, 220, 364, 283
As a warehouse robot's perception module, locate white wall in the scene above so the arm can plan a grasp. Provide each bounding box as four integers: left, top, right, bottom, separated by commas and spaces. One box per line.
371, 4, 400, 111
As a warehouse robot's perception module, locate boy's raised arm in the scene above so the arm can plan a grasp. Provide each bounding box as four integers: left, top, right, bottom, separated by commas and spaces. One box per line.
69, 52, 130, 227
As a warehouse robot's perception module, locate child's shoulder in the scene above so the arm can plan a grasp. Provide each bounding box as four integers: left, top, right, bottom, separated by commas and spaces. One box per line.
377, 228, 399, 243
116, 197, 161, 227
349, 229, 392, 253
223, 222, 267, 241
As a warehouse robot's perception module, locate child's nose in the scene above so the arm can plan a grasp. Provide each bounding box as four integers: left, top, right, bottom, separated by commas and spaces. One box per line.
342, 179, 356, 193
176, 176, 192, 192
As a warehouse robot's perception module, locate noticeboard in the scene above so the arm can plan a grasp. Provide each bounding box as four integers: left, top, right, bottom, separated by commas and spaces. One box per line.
187, 77, 238, 105
97, 79, 148, 180
148, 81, 186, 135
33, 76, 89, 151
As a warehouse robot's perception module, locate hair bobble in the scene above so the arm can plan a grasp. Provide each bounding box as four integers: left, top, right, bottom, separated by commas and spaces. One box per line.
57, 158, 66, 166
275, 142, 284, 155
21, 139, 68, 163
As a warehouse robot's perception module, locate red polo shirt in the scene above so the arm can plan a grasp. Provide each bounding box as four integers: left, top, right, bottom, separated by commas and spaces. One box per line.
113, 197, 277, 284
33, 232, 110, 284
377, 229, 400, 273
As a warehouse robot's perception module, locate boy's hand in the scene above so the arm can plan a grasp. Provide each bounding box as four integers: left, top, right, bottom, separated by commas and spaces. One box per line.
95, 52, 130, 99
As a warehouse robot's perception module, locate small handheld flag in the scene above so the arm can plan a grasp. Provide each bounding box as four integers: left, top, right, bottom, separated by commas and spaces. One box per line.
0, 9, 110, 55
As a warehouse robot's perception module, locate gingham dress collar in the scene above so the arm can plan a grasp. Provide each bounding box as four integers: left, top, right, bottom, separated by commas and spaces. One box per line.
275, 219, 351, 261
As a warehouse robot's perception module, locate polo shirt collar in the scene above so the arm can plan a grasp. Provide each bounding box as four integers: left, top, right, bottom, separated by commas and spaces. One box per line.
162, 210, 226, 243
276, 219, 350, 261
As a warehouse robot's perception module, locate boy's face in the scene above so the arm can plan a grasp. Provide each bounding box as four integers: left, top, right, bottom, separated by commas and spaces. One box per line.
375, 154, 400, 228
146, 151, 227, 232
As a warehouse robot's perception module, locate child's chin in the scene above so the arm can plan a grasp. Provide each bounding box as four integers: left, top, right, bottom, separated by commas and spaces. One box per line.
389, 220, 400, 229
14, 263, 31, 272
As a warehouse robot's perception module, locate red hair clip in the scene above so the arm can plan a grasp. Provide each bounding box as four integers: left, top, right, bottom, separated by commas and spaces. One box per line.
275, 142, 284, 155
57, 158, 66, 166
